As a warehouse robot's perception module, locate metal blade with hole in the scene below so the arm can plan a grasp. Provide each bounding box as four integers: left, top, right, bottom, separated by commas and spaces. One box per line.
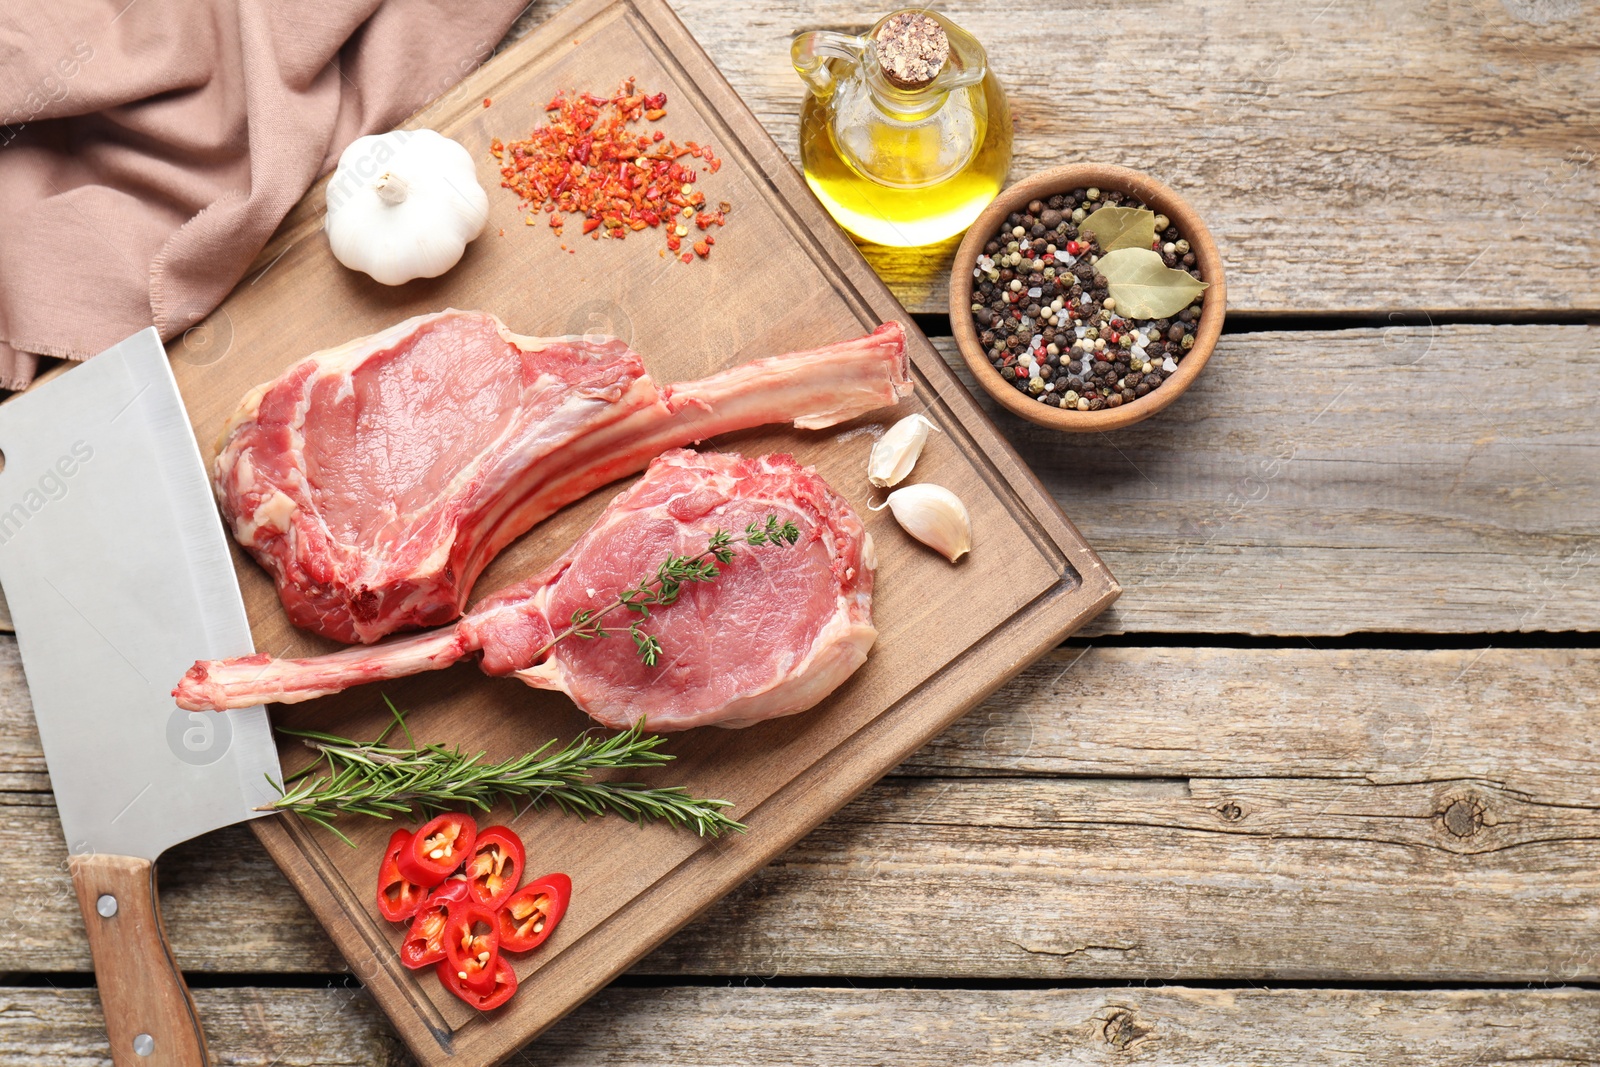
0, 327, 283, 1066
0, 327, 280, 857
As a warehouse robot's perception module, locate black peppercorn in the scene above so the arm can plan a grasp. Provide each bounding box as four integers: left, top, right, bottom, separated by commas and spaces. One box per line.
969, 187, 1203, 410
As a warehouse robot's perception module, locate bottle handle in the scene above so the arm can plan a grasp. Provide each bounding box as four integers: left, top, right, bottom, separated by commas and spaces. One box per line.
791, 30, 867, 101
932, 18, 989, 93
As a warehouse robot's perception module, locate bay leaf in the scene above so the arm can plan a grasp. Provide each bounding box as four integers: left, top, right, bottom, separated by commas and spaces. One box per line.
1076, 206, 1157, 252
1095, 247, 1209, 320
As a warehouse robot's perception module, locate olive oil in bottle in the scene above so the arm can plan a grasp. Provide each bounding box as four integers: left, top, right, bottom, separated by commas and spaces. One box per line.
793, 10, 1012, 247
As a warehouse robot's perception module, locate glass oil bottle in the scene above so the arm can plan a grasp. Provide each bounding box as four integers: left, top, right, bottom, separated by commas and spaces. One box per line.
792, 9, 1011, 246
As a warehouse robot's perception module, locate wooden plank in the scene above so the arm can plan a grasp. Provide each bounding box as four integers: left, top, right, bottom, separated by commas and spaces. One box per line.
18, 325, 1597, 637
640, 0, 1600, 315
162, 0, 1113, 1060
11, 327, 1586, 652
6, 645, 1599, 981
936, 326, 1600, 635
5, 985, 1600, 1067
911, 647, 1600, 801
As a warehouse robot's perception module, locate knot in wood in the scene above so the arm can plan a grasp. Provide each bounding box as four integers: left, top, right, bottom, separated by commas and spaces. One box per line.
1101, 1007, 1155, 1051
1441, 796, 1484, 838
874, 12, 949, 90
1216, 801, 1245, 822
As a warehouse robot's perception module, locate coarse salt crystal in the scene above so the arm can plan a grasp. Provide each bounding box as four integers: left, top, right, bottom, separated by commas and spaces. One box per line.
1163, 357, 1178, 373
1027, 287, 1042, 298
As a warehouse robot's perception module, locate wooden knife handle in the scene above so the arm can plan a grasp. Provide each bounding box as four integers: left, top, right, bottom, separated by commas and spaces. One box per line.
70, 854, 209, 1066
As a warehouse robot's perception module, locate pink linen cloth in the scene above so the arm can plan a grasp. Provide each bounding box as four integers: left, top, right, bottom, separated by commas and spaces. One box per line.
0, 0, 528, 389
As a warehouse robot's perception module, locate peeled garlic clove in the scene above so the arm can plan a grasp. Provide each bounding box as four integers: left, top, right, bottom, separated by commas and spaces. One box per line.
874, 483, 971, 562
868, 413, 939, 488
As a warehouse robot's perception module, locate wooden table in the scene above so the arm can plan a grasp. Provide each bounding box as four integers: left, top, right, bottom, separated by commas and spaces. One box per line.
4, 0, 1598, 1061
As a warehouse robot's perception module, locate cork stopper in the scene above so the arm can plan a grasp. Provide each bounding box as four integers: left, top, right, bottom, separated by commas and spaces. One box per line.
873, 12, 949, 91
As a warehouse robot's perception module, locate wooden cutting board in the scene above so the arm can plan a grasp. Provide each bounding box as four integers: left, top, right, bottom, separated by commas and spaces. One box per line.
168, 0, 1118, 1062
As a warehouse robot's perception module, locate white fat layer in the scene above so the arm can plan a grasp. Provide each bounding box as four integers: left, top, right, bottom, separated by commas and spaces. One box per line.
238, 489, 298, 544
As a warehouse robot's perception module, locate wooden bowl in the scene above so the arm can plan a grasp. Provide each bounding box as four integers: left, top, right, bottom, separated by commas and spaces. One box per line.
949, 164, 1226, 432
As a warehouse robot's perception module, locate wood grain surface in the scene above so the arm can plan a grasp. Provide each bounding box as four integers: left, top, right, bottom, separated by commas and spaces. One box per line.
14, 324, 1599, 638
8, 643, 1598, 982
6, 0, 1598, 1061
162, 0, 1112, 1060
4, 985, 1599, 1067
67, 855, 209, 1067
490, 0, 1600, 317
934, 327, 1600, 636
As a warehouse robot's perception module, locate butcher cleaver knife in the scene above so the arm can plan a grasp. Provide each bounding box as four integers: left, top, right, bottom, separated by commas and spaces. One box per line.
0, 328, 280, 1066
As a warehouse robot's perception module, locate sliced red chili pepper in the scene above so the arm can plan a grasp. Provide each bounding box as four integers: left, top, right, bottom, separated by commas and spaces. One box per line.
376, 828, 428, 923
443, 903, 501, 994
465, 826, 525, 910
496, 873, 571, 953
436, 954, 516, 1011
396, 812, 477, 887
400, 876, 469, 970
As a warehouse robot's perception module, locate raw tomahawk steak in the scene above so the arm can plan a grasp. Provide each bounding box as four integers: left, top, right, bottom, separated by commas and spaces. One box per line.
216, 309, 909, 644
177, 450, 876, 732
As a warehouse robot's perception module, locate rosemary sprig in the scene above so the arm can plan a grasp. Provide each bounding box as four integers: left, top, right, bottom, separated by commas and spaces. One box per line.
259, 700, 745, 846
537, 514, 801, 667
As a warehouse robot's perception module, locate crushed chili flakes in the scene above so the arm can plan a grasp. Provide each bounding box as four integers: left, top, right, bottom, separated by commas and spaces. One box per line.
491, 78, 728, 261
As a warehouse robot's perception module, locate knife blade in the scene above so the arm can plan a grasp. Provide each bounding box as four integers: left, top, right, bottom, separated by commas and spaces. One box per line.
0, 328, 282, 1066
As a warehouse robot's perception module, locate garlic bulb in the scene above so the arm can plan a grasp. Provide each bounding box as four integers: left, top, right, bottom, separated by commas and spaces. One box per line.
324, 129, 489, 286
874, 484, 971, 562
868, 413, 939, 488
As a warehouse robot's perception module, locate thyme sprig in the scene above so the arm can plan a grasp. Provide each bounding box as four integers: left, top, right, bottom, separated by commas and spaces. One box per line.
259, 700, 745, 846
537, 514, 801, 667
